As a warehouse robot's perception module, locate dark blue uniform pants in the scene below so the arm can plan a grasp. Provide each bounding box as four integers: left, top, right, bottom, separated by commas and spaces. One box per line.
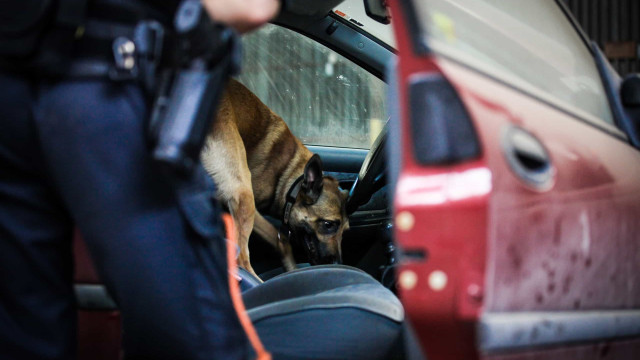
0, 72, 249, 359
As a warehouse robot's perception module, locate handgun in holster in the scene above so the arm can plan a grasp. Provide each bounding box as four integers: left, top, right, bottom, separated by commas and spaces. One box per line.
148, 0, 241, 177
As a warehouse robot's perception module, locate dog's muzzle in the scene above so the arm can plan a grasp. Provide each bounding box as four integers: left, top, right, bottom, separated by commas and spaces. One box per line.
300, 232, 341, 265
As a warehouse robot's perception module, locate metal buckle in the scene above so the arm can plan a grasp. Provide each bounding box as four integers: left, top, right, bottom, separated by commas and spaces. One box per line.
109, 21, 165, 85
110, 36, 137, 81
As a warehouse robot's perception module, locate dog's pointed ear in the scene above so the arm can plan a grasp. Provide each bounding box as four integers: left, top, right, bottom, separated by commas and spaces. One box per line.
301, 154, 323, 204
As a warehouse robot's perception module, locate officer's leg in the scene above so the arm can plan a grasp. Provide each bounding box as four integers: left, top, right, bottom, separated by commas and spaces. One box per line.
0, 72, 76, 359
34, 79, 249, 359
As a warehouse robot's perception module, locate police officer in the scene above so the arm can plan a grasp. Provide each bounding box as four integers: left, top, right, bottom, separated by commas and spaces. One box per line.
0, 0, 279, 359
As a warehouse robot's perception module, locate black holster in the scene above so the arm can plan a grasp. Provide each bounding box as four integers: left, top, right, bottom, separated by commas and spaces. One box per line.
1, 0, 240, 178
147, 0, 241, 177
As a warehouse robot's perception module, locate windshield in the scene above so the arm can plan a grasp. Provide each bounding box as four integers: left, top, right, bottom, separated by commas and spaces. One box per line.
237, 24, 387, 149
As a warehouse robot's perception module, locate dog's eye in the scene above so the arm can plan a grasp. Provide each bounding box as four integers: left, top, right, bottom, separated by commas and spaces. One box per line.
320, 220, 338, 233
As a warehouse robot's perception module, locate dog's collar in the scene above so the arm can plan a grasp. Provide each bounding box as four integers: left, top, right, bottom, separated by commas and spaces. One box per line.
280, 174, 319, 264
282, 175, 304, 226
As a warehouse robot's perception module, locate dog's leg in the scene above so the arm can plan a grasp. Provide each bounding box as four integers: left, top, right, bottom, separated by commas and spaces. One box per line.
253, 214, 296, 272
202, 118, 260, 280
228, 190, 259, 278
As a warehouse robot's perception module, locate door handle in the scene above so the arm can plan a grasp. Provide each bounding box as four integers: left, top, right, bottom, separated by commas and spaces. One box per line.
502, 126, 554, 190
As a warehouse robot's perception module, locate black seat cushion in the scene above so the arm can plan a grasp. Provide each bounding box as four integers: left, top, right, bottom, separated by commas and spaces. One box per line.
237, 267, 263, 292
238, 264, 311, 292
242, 265, 404, 360
258, 263, 311, 282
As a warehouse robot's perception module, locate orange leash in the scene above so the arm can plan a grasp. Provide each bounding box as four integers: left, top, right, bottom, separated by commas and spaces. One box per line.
222, 214, 271, 360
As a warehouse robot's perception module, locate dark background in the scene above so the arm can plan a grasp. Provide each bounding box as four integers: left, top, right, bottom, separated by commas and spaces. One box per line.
563, 0, 640, 76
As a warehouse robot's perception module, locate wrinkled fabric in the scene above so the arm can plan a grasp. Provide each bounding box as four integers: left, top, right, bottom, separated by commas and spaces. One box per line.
0, 72, 249, 360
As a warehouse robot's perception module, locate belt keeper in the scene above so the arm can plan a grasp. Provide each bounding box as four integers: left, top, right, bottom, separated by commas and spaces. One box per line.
134, 20, 165, 92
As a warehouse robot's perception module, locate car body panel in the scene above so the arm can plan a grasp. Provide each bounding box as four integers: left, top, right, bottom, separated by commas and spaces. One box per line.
74, 233, 122, 360
441, 57, 640, 312
482, 337, 640, 360
389, 0, 640, 359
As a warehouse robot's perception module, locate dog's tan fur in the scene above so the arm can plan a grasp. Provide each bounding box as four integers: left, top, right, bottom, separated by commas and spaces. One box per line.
202, 79, 349, 278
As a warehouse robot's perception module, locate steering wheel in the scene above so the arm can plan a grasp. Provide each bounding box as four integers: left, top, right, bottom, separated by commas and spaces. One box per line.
346, 122, 389, 214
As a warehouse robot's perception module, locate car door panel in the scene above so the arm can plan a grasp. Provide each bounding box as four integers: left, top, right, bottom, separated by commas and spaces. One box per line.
389, 0, 640, 357
436, 59, 640, 312
441, 58, 640, 357
393, 54, 640, 359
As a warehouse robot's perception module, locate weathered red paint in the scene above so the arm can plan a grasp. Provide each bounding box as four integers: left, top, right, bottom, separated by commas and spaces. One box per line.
77, 311, 122, 360
394, 162, 489, 360
389, 1, 488, 359
439, 60, 640, 312
390, 0, 640, 358
482, 338, 640, 360
74, 230, 99, 284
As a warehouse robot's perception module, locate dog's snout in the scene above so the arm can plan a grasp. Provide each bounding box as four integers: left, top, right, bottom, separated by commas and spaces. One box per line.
317, 254, 341, 265
327, 252, 342, 265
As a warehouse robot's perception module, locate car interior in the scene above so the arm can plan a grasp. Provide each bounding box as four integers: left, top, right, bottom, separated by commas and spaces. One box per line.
238, 0, 399, 303
74, 1, 420, 359
242, 0, 395, 277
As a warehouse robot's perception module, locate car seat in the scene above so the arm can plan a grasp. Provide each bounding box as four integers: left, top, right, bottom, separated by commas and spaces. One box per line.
240, 265, 404, 360
75, 235, 404, 360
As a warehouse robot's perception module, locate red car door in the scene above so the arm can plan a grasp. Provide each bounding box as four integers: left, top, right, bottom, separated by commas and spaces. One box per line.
388, 1, 640, 359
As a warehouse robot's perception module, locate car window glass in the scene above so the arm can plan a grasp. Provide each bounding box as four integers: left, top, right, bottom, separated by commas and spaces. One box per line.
237, 24, 387, 149
411, 0, 614, 124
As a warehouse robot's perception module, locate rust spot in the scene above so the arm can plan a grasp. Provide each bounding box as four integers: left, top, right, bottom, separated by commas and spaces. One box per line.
585, 258, 592, 268
594, 209, 602, 220
535, 292, 544, 304
507, 244, 522, 271
553, 220, 562, 245
573, 299, 581, 309
531, 210, 544, 224
547, 283, 556, 294
598, 343, 610, 358
570, 252, 578, 263
562, 275, 573, 294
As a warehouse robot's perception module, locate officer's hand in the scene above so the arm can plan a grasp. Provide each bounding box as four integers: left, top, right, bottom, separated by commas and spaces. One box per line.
201, 0, 280, 33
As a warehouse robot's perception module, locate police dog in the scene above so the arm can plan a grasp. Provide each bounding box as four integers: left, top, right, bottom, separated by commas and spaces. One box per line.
201, 79, 349, 279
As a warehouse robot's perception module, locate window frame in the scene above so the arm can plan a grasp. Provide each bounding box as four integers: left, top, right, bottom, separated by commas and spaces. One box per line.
402, 0, 630, 144
272, 13, 395, 81
254, 15, 396, 175
556, 0, 640, 148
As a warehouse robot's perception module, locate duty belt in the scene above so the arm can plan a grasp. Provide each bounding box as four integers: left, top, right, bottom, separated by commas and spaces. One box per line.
69, 18, 169, 91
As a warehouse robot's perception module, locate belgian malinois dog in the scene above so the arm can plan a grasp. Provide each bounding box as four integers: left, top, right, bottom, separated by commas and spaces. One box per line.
202, 79, 349, 279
